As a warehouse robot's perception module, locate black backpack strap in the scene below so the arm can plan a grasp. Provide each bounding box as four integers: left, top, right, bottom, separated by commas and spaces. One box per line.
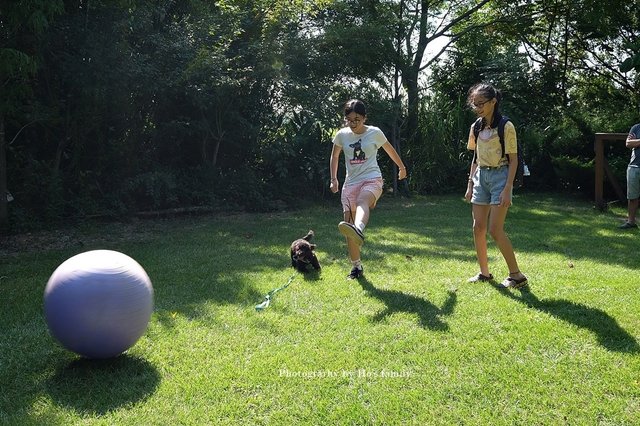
473, 117, 483, 140
472, 117, 483, 164
497, 115, 510, 159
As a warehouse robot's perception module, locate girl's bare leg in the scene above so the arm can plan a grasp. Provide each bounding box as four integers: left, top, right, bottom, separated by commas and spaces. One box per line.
471, 204, 491, 277
488, 204, 523, 277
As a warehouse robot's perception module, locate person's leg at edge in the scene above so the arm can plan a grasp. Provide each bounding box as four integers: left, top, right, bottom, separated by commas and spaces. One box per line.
488, 204, 525, 280
623, 167, 639, 226
628, 198, 639, 224
471, 203, 491, 277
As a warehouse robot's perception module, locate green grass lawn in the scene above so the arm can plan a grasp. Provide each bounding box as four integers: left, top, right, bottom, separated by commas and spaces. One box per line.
1, 193, 639, 425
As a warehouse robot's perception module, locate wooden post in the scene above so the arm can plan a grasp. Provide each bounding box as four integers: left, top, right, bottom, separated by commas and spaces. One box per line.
594, 133, 628, 210
594, 134, 605, 210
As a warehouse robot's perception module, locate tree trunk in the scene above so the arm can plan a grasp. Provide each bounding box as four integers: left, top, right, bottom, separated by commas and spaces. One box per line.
403, 0, 429, 150
0, 115, 8, 234
212, 137, 221, 168
390, 0, 404, 196
405, 71, 420, 148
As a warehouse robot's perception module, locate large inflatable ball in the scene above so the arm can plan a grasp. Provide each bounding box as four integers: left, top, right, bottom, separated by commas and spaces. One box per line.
44, 250, 154, 359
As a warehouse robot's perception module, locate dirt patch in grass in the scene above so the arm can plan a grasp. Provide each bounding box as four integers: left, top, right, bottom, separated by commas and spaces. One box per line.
0, 221, 161, 256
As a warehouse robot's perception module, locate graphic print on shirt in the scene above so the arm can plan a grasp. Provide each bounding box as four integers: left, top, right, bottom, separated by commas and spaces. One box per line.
349, 139, 366, 165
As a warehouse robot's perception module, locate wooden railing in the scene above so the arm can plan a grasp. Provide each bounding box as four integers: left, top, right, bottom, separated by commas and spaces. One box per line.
594, 133, 627, 210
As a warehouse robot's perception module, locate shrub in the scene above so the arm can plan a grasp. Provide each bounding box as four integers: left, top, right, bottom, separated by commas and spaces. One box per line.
123, 171, 179, 211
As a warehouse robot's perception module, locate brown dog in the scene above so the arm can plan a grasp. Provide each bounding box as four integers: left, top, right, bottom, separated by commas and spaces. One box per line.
290, 230, 321, 272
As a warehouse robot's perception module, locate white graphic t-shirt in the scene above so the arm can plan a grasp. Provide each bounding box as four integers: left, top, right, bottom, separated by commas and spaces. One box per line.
333, 125, 388, 185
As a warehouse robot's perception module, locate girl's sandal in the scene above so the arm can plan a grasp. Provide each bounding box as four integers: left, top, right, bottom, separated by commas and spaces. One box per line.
468, 273, 493, 283
500, 275, 528, 289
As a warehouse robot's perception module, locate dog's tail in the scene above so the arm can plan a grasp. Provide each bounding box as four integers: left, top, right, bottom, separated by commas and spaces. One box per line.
303, 230, 314, 241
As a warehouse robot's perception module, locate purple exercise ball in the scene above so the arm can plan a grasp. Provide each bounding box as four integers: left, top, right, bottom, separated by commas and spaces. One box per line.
44, 250, 154, 359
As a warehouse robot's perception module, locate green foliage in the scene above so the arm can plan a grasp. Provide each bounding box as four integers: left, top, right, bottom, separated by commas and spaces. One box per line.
10, 159, 65, 222
0, 49, 36, 80
551, 155, 594, 193
255, 110, 331, 200
124, 171, 180, 212
0, 0, 64, 107
407, 95, 470, 194
175, 166, 220, 206
215, 167, 287, 212
620, 51, 640, 73
3, 0, 640, 232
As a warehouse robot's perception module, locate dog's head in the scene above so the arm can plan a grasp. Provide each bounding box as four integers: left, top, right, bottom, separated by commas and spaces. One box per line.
291, 230, 320, 272
291, 239, 316, 263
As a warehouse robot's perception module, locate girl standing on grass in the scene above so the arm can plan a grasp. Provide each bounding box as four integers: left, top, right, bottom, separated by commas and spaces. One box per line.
464, 83, 528, 288
329, 99, 407, 279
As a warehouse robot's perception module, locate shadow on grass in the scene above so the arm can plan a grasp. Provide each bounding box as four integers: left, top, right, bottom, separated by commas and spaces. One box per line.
491, 284, 640, 353
372, 193, 640, 271
358, 276, 457, 331
45, 354, 160, 415
299, 269, 322, 282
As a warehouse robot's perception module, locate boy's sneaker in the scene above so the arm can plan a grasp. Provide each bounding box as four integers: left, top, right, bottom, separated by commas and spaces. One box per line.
347, 266, 364, 280
338, 221, 365, 246
618, 221, 638, 229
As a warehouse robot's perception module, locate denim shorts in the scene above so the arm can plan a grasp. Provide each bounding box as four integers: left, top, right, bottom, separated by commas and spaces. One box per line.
627, 166, 640, 200
341, 177, 384, 212
471, 166, 511, 205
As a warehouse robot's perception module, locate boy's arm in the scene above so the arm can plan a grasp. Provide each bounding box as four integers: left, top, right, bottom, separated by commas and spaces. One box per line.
627, 125, 640, 148
626, 137, 640, 149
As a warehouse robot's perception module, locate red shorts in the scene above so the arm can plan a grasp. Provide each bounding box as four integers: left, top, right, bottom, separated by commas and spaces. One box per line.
341, 178, 384, 212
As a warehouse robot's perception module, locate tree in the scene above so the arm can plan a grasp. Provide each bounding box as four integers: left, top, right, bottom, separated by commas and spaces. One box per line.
0, 0, 63, 233
620, 41, 640, 74
395, 0, 493, 147
492, 0, 639, 105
